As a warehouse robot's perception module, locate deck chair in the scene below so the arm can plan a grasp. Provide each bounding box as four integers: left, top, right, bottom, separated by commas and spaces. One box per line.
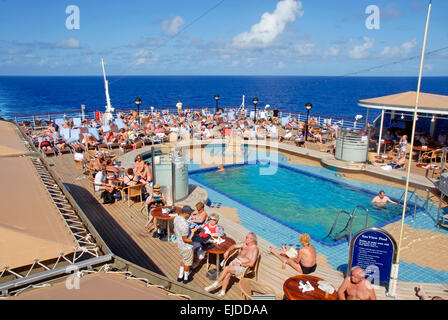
73, 117, 82, 128
33, 119, 44, 130
115, 118, 125, 130
59, 127, 71, 140
121, 184, 144, 207
55, 118, 65, 127
239, 278, 280, 300
421, 149, 443, 165
222, 248, 261, 281
87, 175, 102, 198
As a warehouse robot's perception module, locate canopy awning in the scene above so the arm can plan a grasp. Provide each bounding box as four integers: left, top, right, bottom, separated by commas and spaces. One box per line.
358, 91, 448, 115
0, 121, 29, 156
0, 157, 78, 270
8, 272, 186, 300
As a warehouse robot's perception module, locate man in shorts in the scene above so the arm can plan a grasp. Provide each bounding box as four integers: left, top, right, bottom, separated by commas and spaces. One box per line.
204, 232, 259, 297
174, 205, 198, 284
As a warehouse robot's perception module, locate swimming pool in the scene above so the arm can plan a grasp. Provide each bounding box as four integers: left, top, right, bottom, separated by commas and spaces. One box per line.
204, 143, 288, 163
190, 162, 415, 245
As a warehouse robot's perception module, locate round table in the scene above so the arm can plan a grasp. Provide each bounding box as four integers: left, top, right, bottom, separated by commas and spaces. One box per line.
204, 236, 236, 280
374, 154, 392, 163
150, 206, 182, 241
416, 163, 440, 178
283, 275, 338, 300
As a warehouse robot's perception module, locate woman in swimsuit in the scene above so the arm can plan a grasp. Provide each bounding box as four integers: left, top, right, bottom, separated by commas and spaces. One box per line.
269, 233, 317, 274
133, 155, 145, 179
39, 137, 53, 153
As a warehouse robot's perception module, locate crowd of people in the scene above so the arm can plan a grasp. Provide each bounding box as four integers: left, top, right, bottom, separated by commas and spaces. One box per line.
17, 107, 446, 300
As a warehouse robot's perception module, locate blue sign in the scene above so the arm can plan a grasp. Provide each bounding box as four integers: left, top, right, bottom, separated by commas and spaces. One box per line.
349, 228, 396, 285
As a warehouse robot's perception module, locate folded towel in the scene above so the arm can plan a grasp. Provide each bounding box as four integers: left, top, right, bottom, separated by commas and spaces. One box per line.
317, 280, 335, 294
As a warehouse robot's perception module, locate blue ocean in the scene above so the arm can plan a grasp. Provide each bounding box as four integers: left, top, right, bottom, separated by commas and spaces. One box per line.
0, 76, 447, 121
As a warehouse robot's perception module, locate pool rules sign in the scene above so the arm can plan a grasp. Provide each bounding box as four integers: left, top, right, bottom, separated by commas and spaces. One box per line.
348, 228, 397, 287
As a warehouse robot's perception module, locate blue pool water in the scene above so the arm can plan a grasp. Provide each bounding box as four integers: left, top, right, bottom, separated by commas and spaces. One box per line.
190, 163, 412, 244
204, 143, 288, 163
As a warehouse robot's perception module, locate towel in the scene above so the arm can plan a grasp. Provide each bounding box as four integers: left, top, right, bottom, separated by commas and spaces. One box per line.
317, 281, 335, 294
299, 280, 314, 293
213, 237, 225, 245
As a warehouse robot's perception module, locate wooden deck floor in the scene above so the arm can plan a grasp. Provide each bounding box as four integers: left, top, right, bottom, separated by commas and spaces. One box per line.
47, 152, 448, 300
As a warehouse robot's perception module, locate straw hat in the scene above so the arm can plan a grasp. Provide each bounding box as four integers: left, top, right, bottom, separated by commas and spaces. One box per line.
153, 184, 161, 191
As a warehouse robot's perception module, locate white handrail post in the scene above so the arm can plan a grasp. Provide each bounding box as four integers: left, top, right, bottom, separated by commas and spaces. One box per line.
377, 109, 385, 155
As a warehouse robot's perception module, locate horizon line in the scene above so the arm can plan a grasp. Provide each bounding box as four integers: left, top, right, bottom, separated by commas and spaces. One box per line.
0, 74, 447, 77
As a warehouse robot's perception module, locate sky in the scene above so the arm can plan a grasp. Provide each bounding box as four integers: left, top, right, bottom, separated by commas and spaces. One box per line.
0, 0, 447, 76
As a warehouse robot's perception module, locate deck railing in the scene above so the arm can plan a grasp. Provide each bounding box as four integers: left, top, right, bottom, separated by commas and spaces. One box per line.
2, 105, 370, 130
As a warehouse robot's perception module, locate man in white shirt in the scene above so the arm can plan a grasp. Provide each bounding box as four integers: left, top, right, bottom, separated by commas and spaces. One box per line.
73, 147, 84, 162
94, 166, 115, 193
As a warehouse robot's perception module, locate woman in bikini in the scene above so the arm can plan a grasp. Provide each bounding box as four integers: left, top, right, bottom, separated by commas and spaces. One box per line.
270, 233, 317, 274
133, 155, 145, 180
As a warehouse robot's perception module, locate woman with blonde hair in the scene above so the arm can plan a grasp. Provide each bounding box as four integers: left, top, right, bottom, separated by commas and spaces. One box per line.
269, 233, 317, 274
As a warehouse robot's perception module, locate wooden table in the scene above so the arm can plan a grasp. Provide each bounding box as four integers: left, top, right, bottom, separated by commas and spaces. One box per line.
283, 275, 338, 300
374, 154, 392, 163
205, 236, 236, 280
150, 206, 182, 241
416, 163, 440, 178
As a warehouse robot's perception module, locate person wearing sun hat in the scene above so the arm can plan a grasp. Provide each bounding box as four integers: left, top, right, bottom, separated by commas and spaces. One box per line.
144, 184, 167, 236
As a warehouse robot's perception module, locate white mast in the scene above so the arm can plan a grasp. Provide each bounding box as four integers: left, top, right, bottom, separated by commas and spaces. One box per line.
387, 0, 432, 298
101, 58, 114, 123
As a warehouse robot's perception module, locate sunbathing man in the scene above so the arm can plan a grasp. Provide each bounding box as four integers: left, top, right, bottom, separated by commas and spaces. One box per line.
371, 190, 397, 208
269, 233, 317, 274
204, 232, 259, 297
373, 151, 407, 169
337, 266, 376, 300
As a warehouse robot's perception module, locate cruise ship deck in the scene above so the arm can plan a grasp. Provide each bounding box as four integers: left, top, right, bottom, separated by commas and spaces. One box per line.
2, 119, 447, 300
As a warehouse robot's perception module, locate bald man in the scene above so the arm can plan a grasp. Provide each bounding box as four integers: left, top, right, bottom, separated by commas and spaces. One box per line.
337, 266, 377, 300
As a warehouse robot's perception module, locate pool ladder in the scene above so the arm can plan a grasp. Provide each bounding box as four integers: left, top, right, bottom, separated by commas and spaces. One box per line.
325, 205, 370, 243
392, 186, 430, 219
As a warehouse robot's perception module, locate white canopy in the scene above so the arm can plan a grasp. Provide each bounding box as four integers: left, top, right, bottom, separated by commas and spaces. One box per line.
358, 91, 448, 115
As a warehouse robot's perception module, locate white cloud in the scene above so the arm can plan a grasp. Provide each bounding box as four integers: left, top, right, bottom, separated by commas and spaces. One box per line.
381, 39, 417, 58
294, 42, 315, 56
277, 61, 285, 69
134, 49, 157, 65
323, 44, 340, 57
56, 37, 81, 49
232, 0, 303, 49
162, 16, 185, 36
349, 37, 374, 59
